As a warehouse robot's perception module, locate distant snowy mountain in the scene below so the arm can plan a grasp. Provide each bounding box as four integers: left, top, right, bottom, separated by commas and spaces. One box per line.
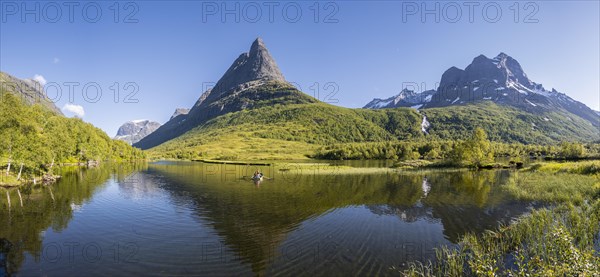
364, 53, 600, 128
364, 89, 436, 109
114, 120, 162, 145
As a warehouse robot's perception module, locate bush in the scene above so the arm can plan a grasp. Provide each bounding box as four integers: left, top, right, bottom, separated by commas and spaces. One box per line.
558, 141, 586, 159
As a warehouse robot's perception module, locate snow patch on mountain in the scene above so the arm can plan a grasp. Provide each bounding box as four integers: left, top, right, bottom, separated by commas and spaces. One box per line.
525, 99, 537, 107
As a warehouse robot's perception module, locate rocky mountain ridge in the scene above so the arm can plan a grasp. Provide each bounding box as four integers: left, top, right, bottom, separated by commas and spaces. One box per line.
114, 120, 162, 145
364, 53, 600, 129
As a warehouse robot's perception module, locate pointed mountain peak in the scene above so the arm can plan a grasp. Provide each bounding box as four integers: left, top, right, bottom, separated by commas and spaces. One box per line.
494, 53, 531, 87
245, 37, 285, 81
207, 38, 286, 101
250, 37, 266, 52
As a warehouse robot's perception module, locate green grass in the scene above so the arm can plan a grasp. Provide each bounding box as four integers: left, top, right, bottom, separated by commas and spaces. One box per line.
500, 161, 600, 204
504, 171, 600, 204
147, 129, 318, 160
402, 200, 600, 276
272, 163, 397, 175
527, 161, 600, 176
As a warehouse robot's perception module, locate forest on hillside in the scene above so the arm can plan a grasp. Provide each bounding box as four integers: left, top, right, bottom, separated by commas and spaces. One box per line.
0, 93, 145, 184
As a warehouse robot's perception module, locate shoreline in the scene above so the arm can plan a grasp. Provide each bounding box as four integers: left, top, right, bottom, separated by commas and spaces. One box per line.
0, 174, 61, 188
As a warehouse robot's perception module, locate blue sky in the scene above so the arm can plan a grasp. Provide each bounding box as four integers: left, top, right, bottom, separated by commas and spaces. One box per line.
1, 1, 599, 136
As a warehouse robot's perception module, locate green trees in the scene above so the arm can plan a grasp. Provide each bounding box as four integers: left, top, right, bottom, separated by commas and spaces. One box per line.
314, 140, 450, 160
451, 128, 494, 167
314, 128, 496, 166
424, 148, 440, 160
0, 93, 145, 182
313, 130, 599, 166
0, 93, 45, 176
558, 141, 586, 159
469, 127, 494, 166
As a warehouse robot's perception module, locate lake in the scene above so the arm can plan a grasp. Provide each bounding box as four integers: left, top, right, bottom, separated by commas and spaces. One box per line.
1, 161, 538, 276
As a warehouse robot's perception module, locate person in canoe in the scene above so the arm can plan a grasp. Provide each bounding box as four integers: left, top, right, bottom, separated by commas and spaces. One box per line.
253, 170, 263, 181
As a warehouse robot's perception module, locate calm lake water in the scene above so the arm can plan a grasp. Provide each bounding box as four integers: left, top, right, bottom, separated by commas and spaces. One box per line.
1, 161, 537, 276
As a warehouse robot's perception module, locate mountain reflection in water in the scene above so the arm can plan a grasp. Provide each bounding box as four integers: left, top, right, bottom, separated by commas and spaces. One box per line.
0, 161, 537, 276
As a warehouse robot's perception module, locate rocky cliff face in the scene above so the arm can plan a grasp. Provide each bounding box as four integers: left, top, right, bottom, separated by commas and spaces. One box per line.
205, 38, 285, 99
114, 120, 162, 145
0, 72, 63, 114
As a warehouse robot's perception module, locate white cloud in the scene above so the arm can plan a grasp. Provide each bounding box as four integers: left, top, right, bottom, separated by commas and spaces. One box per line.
53, 57, 60, 64
62, 104, 85, 118
33, 74, 47, 86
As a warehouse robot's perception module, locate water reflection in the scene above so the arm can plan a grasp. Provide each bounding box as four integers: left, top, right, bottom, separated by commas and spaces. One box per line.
117, 171, 163, 200
144, 162, 531, 275
1, 161, 538, 276
0, 163, 145, 276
